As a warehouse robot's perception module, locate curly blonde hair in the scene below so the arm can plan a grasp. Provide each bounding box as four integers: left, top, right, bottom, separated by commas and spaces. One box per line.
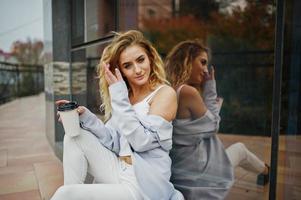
165, 40, 209, 88
98, 30, 167, 121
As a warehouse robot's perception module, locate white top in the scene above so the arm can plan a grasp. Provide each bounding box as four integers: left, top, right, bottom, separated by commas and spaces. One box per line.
119, 85, 166, 157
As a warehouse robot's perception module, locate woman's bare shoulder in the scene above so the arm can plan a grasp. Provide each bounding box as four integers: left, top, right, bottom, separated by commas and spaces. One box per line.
179, 85, 202, 99
179, 85, 207, 118
154, 84, 177, 102
149, 85, 177, 121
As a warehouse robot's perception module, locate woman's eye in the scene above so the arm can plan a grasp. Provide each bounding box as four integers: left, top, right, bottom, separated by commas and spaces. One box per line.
137, 57, 144, 63
200, 59, 207, 66
123, 64, 131, 69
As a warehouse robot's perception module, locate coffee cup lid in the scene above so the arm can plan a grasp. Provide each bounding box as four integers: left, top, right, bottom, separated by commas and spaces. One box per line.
57, 101, 79, 111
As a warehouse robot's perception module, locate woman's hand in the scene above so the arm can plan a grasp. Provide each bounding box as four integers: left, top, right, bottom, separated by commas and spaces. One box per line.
216, 97, 224, 109
209, 65, 215, 80
55, 100, 86, 122
204, 65, 215, 81
103, 62, 123, 85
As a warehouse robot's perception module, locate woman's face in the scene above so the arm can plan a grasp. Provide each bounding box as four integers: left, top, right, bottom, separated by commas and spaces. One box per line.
119, 45, 151, 87
187, 51, 208, 85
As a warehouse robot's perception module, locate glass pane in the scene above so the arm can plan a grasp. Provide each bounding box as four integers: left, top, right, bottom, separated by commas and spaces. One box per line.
277, 0, 301, 199
71, 42, 109, 118
138, 0, 275, 199
119, 0, 138, 31
71, 0, 85, 45
72, 0, 117, 46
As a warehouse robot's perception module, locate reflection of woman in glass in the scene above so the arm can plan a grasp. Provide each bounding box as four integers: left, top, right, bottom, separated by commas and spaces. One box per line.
165, 40, 269, 199
52, 30, 184, 200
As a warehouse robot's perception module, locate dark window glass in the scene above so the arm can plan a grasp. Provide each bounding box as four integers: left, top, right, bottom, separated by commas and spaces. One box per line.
72, 0, 117, 46
119, 0, 138, 31
71, 43, 109, 118
277, 0, 301, 198
138, 0, 275, 198
72, 0, 85, 45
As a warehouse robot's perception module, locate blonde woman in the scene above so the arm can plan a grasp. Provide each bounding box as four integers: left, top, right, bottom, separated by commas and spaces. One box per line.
165, 40, 269, 200
52, 30, 184, 200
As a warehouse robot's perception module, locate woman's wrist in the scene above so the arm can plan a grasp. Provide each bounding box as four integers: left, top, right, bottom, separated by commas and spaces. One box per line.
79, 107, 95, 123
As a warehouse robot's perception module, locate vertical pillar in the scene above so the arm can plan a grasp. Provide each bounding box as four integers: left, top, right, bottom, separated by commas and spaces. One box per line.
44, 0, 72, 159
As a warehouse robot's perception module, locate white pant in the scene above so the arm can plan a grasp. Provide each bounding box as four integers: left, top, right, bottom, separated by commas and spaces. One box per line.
226, 142, 265, 174
51, 129, 143, 200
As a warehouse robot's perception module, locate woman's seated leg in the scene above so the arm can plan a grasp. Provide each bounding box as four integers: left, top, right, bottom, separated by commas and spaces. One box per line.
63, 129, 120, 185
51, 184, 135, 200
226, 142, 266, 174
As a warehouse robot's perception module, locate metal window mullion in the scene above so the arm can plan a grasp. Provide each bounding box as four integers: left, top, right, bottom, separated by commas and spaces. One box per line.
115, 0, 120, 32
269, 0, 286, 199
68, 0, 73, 100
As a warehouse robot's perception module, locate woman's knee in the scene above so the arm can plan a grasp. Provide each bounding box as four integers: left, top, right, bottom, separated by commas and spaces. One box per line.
64, 129, 96, 145
51, 185, 77, 200
227, 142, 246, 154
233, 142, 246, 150
232, 142, 248, 159
51, 185, 71, 200
227, 142, 248, 164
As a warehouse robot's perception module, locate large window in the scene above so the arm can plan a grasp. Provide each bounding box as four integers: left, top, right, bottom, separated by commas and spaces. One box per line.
71, 44, 108, 117
67, 0, 301, 199
139, 0, 274, 198
140, 0, 275, 136
72, 0, 118, 45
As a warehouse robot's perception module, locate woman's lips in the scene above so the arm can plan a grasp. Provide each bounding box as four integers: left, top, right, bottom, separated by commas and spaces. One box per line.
135, 75, 144, 80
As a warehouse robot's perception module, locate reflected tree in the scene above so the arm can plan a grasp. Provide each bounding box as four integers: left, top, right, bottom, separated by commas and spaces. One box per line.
141, 0, 275, 135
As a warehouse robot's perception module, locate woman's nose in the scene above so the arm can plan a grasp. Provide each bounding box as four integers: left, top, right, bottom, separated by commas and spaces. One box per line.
134, 63, 142, 74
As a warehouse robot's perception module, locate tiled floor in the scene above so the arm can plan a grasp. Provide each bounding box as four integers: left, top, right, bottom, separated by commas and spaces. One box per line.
220, 134, 270, 200
0, 94, 299, 199
0, 94, 63, 200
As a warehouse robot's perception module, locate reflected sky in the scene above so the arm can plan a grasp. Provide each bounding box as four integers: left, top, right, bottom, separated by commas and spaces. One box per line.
0, 0, 43, 52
